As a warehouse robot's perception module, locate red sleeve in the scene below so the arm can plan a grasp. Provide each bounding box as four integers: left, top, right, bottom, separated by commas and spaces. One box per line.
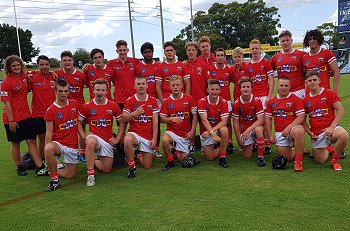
160, 99, 169, 117
270, 55, 277, 70
325, 49, 336, 64
189, 95, 197, 114
155, 64, 162, 82
220, 99, 229, 116
113, 102, 122, 120
294, 97, 305, 115
255, 98, 264, 116
44, 107, 54, 121
232, 101, 239, 118
123, 98, 132, 113
264, 59, 274, 75
182, 63, 191, 80
0, 79, 11, 102
78, 103, 88, 119
197, 98, 205, 112
329, 90, 340, 105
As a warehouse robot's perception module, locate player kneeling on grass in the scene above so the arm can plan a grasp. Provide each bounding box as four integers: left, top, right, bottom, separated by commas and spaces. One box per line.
198, 79, 230, 168
78, 78, 125, 186
122, 76, 159, 172
45, 80, 86, 192
232, 77, 265, 166
303, 70, 348, 171
265, 76, 306, 171
160, 75, 199, 170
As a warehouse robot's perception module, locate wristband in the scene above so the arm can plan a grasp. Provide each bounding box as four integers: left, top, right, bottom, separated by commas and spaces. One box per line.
9, 120, 14, 122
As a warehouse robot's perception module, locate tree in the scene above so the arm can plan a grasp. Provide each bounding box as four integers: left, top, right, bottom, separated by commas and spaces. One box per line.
316, 22, 339, 49
0, 23, 40, 63
174, 0, 280, 58
49, 58, 61, 68
73, 48, 92, 67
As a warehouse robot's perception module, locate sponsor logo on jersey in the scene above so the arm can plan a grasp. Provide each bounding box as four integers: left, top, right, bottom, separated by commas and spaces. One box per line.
134, 114, 152, 123
71, 108, 76, 114
286, 102, 292, 107
147, 74, 156, 83
318, 58, 324, 63
291, 56, 297, 60
208, 116, 217, 124
91, 118, 111, 127
176, 66, 182, 71
321, 98, 327, 103
74, 78, 80, 82
69, 85, 80, 93
59, 118, 77, 130
273, 109, 293, 118
184, 102, 189, 107
310, 108, 328, 117
107, 110, 112, 114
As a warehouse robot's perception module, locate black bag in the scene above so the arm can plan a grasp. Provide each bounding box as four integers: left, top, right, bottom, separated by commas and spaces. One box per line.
112, 142, 126, 168
21, 152, 36, 170
272, 155, 288, 169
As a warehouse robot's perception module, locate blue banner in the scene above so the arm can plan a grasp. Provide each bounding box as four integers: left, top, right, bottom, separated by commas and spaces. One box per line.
339, 0, 350, 32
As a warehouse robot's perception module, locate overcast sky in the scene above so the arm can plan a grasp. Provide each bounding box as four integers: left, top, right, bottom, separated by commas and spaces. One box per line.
0, 0, 338, 61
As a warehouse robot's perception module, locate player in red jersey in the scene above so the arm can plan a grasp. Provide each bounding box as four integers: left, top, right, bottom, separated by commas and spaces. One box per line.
232, 77, 265, 166
198, 79, 230, 168
55, 50, 87, 160
265, 77, 306, 171
155, 41, 191, 102
79, 79, 125, 185
54, 51, 86, 105
44, 80, 85, 192
271, 30, 307, 99
246, 39, 275, 154
231, 47, 248, 101
122, 76, 159, 170
107, 40, 140, 108
302, 29, 340, 95
303, 70, 348, 171
135, 42, 160, 99
160, 76, 198, 170
197, 36, 216, 65
28, 55, 56, 159
183, 41, 208, 153
1, 55, 47, 176
206, 48, 235, 153
84, 48, 114, 100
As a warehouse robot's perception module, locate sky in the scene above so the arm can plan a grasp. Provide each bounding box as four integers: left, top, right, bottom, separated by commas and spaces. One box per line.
0, 0, 339, 62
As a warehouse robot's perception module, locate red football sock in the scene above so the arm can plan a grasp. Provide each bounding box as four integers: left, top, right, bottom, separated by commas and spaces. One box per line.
219, 151, 226, 158
295, 154, 303, 162
257, 137, 265, 157
87, 168, 95, 176
128, 158, 136, 168
264, 139, 271, 147
326, 146, 334, 155
331, 153, 340, 161
166, 155, 174, 162
50, 172, 58, 181
173, 151, 180, 159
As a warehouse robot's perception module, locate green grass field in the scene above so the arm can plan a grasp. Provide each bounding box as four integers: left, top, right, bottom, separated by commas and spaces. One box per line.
0, 71, 350, 230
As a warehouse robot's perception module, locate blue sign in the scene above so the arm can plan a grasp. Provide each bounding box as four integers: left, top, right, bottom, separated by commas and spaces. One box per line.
338, 0, 350, 33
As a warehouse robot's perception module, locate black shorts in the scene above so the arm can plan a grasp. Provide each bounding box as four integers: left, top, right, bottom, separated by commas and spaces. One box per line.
4, 117, 37, 143
32, 117, 46, 135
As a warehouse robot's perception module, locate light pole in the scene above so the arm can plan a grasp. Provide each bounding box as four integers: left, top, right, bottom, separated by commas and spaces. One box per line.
12, 0, 22, 59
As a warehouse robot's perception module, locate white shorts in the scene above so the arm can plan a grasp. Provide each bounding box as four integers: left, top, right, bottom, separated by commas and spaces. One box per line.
200, 131, 218, 147
227, 100, 232, 113
275, 125, 302, 147
258, 96, 268, 110
291, 89, 306, 100
311, 126, 340, 149
127, 132, 153, 154
164, 131, 190, 153
86, 134, 114, 158
240, 130, 256, 146
52, 141, 79, 164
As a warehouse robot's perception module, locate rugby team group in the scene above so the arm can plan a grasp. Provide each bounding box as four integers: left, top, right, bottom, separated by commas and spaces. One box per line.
1, 29, 348, 192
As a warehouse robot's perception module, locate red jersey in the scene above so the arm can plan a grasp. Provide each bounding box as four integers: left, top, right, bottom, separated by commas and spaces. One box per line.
155, 61, 190, 99
135, 60, 160, 99
303, 88, 339, 136
28, 72, 56, 118
124, 94, 159, 140
160, 93, 197, 138
271, 49, 306, 92
206, 64, 233, 101
0, 73, 31, 123
231, 62, 248, 101
107, 57, 140, 104
302, 48, 336, 90
79, 99, 122, 142
84, 64, 114, 100
54, 69, 86, 105
245, 58, 274, 97
44, 99, 80, 149
197, 53, 216, 65
265, 93, 305, 132
232, 95, 264, 133
185, 59, 208, 102
197, 96, 229, 134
